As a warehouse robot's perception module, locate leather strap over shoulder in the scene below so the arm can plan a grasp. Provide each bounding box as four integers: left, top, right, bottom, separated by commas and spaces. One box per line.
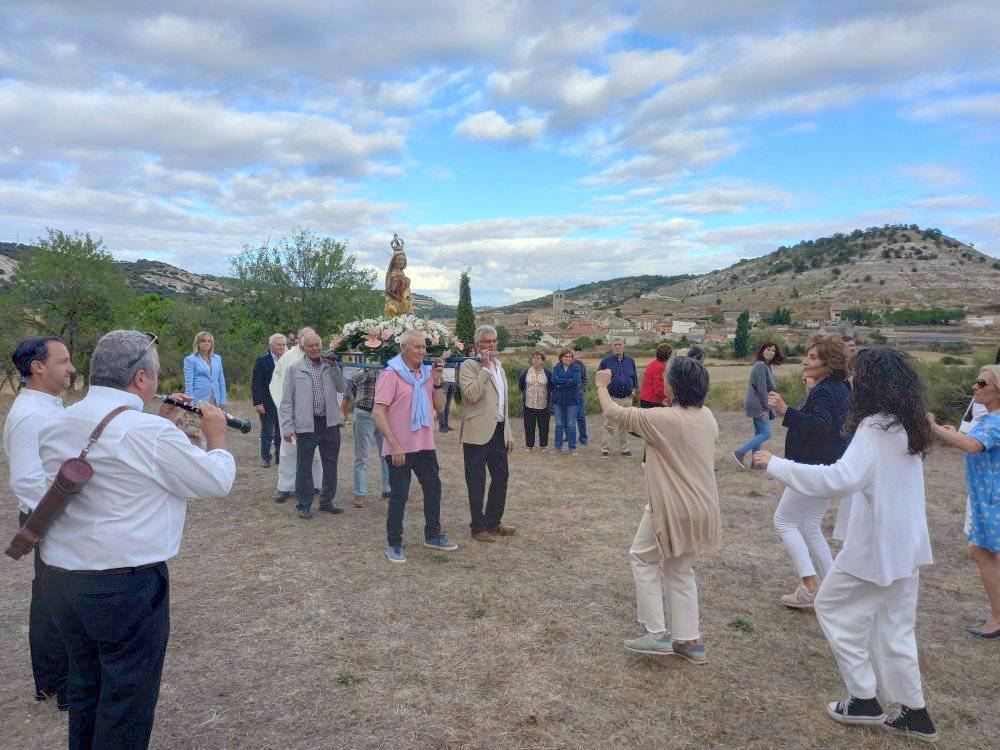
79, 405, 133, 459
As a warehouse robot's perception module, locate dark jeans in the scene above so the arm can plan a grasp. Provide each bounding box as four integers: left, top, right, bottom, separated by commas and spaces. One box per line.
19, 511, 68, 701
463, 422, 509, 532
48, 563, 170, 750
386, 450, 442, 547
438, 382, 456, 428
522, 406, 550, 448
295, 417, 341, 511
259, 406, 281, 462
576, 399, 589, 444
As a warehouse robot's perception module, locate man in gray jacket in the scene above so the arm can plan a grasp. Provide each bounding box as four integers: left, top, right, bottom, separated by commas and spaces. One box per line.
280, 332, 347, 519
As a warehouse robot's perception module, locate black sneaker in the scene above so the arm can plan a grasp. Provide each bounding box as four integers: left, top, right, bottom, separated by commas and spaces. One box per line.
298, 509, 315, 520
274, 491, 291, 503
883, 705, 938, 744
826, 696, 886, 725
318, 504, 344, 514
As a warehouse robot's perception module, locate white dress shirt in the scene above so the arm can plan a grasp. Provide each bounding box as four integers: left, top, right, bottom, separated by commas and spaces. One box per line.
269, 345, 303, 409
767, 415, 933, 586
3, 388, 64, 514
486, 359, 506, 422
37, 386, 236, 570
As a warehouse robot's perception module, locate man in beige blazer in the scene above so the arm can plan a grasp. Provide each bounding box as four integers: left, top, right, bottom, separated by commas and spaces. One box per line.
458, 325, 516, 542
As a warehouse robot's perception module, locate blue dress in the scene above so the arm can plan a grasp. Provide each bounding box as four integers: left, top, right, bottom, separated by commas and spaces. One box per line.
966, 412, 1000, 552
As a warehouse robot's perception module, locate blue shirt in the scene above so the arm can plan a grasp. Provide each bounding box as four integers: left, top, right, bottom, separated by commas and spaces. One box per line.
966, 412, 1000, 551
598, 354, 638, 398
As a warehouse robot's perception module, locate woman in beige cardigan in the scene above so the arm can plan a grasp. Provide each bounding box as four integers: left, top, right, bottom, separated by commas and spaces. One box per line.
595, 356, 721, 664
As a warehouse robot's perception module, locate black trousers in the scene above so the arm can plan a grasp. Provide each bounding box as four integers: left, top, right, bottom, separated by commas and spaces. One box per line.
18, 511, 68, 702
463, 422, 509, 533
48, 563, 170, 750
522, 406, 550, 448
295, 416, 341, 511
258, 406, 281, 461
386, 450, 442, 547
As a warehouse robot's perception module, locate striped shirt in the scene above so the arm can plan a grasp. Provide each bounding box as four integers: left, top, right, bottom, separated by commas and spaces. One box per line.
351, 367, 379, 411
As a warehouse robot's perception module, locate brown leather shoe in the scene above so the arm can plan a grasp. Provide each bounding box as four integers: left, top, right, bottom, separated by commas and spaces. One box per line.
471, 530, 496, 543
490, 522, 517, 536
352, 495, 365, 508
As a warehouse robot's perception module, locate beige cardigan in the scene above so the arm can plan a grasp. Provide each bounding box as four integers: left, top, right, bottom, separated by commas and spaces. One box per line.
606, 402, 722, 558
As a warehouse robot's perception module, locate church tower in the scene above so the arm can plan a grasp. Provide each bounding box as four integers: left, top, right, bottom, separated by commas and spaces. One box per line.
552, 289, 565, 314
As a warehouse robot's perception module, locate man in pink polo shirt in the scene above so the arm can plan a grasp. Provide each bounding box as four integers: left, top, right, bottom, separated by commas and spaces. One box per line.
373, 329, 459, 563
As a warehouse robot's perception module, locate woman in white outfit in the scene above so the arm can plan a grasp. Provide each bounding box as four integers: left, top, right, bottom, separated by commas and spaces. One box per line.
753, 347, 937, 744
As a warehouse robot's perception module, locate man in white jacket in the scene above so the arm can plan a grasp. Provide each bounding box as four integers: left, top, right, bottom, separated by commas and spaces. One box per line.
270, 326, 321, 503
753, 347, 938, 744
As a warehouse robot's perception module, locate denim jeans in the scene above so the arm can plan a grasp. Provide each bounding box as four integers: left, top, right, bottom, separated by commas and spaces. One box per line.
576, 398, 589, 444
48, 563, 170, 750
386, 450, 442, 547
553, 402, 577, 450
736, 417, 773, 456
295, 417, 341, 511
438, 382, 456, 428
352, 406, 390, 496
258, 406, 281, 462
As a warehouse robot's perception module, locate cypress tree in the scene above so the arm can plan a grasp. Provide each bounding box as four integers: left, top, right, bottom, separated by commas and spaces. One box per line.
455, 269, 476, 346
734, 310, 750, 358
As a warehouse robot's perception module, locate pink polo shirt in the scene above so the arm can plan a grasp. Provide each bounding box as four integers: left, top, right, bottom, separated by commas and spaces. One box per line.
374, 369, 436, 455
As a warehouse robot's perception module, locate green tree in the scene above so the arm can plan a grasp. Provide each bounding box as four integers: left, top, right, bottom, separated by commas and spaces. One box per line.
11, 229, 129, 378
496, 325, 510, 351
229, 228, 379, 335
765, 307, 792, 325
0, 291, 29, 391
710, 312, 725, 324
733, 310, 751, 358
529, 329, 543, 341
558, 321, 570, 330
455, 269, 476, 346
574, 335, 594, 351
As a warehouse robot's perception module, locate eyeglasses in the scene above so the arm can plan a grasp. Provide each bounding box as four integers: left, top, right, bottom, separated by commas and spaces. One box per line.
974, 379, 990, 389
126, 332, 159, 370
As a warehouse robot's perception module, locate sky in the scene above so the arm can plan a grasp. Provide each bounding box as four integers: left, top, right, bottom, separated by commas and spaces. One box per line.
1, 1, 998, 306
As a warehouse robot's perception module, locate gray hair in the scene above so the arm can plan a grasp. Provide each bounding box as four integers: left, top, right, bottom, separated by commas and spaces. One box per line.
297, 326, 315, 339
90, 330, 159, 389
299, 332, 322, 346
398, 329, 425, 347
268, 333, 286, 346
474, 325, 497, 344
611, 336, 625, 345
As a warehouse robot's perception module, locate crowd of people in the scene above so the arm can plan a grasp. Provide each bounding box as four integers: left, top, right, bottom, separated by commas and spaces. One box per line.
3, 326, 998, 748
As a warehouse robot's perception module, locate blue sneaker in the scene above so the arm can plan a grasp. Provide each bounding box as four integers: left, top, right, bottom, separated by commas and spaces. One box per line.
424, 534, 458, 551
672, 641, 708, 664
386, 544, 406, 563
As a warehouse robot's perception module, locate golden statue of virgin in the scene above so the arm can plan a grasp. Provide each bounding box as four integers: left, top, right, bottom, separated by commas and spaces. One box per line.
384, 233, 413, 317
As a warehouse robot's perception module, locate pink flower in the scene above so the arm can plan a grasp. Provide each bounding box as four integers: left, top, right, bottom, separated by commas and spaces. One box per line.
380, 329, 392, 341
365, 337, 381, 348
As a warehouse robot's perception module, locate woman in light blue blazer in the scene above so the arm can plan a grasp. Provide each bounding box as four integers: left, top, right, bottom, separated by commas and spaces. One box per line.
184, 331, 227, 408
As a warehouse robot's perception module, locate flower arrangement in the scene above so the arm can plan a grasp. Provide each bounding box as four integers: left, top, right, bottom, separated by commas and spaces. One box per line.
338, 314, 461, 361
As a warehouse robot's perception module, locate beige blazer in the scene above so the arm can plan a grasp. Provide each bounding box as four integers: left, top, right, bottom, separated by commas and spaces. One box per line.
458, 360, 513, 446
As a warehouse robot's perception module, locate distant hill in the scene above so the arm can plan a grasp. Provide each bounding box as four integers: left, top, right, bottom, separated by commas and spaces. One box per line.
495, 225, 1000, 315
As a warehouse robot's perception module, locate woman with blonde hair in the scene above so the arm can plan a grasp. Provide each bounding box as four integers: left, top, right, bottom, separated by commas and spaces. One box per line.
929, 363, 1000, 638
183, 331, 227, 410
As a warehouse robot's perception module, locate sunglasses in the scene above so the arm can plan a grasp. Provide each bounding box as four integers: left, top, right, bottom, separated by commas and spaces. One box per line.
126, 332, 159, 370
974, 379, 990, 389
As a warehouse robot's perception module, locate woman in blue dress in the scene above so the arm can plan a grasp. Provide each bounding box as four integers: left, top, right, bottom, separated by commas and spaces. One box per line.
929, 364, 1000, 638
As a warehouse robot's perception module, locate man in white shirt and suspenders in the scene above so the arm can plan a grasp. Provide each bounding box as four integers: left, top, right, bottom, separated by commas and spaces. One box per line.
3, 336, 75, 708
37, 330, 236, 750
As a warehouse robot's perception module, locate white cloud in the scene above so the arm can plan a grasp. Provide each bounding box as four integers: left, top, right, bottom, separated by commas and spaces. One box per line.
585, 128, 740, 185
907, 92, 1000, 121
910, 194, 991, 211
454, 110, 545, 143
900, 164, 969, 188
777, 121, 819, 135
653, 182, 794, 214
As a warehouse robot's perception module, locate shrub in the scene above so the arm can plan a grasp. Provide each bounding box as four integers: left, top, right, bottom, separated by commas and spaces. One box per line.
939, 356, 967, 365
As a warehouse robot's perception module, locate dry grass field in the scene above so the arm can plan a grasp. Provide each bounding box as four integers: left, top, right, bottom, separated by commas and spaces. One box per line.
0, 398, 997, 750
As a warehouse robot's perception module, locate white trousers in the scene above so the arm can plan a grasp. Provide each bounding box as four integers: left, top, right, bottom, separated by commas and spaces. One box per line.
629, 510, 699, 641
773, 488, 834, 579
815, 566, 925, 708
276, 438, 323, 492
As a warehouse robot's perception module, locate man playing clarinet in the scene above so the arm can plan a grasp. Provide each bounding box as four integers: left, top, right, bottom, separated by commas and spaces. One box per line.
36, 330, 236, 750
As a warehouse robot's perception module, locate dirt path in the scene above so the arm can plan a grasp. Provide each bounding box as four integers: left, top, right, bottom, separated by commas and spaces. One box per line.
0, 403, 995, 749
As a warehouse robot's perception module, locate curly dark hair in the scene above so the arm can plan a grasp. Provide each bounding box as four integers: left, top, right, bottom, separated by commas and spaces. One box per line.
844, 347, 932, 457
754, 341, 785, 366
655, 343, 673, 362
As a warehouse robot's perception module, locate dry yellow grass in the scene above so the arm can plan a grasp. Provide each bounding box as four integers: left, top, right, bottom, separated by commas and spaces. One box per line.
0, 399, 996, 749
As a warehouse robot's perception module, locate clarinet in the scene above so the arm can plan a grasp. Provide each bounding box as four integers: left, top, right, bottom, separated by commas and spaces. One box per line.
156, 395, 254, 434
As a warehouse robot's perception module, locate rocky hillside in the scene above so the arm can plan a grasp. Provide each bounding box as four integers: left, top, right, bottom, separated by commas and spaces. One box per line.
503, 225, 1000, 315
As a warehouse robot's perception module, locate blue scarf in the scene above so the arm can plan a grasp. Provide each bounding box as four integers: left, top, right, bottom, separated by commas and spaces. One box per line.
385, 354, 432, 431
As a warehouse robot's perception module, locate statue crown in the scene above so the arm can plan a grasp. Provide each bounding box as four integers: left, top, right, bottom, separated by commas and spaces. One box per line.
390, 233, 405, 253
